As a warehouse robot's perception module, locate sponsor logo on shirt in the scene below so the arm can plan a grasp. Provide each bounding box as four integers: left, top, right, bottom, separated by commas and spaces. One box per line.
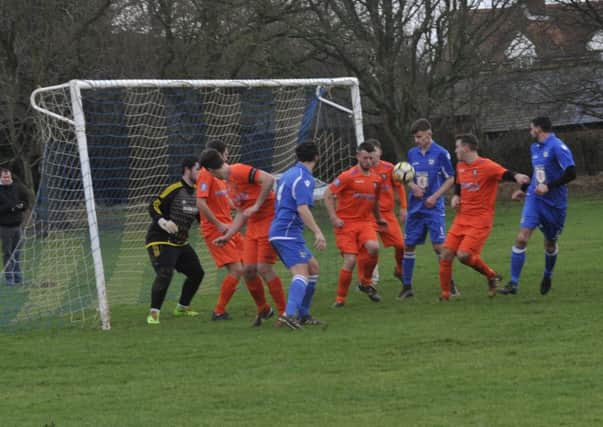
352, 193, 376, 200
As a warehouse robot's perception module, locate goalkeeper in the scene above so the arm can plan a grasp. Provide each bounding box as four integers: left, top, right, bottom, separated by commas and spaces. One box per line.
145, 157, 205, 325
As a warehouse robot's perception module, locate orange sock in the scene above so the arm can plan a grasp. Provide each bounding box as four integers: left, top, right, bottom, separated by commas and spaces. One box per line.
395, 247, 404, 276
244, 275, 268, 313
267, 276, 286, 315
361, 253, 379, 286
214, 274, 238, 314
336, 269, 353, 303
356, 250, 368, 284
467, 254, 496, 278
439, 259, 452, 299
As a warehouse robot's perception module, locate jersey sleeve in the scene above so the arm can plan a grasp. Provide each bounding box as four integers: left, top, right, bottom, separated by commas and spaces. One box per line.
230, 163, 257, 185
292, 176, 314, 206
488, 159, 508, 182
328, 172, 348, 195
396, 181, 408, 209
196, 169, 212, 199
440, 150, 455, 178
554, 141, 576, 170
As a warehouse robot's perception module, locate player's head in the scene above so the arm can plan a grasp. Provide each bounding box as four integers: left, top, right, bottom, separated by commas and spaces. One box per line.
0, 168, 12, 185
181, 157, 200, 183
199, 148, 229, 180
296, 141, 319, 164
356, 141, 375, 171
206, 140, 229, 161
530, 116, 552, 140
365, 138, 382, 166
411, 118, 432, 149
455, 133, 479, 162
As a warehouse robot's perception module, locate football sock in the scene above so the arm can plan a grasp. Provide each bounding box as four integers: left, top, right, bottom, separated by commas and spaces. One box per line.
299, 275, 318, 318
267, 276, 286, 315
544, 245, 558, 279
336, 269, 353, 303
150, 271, 172, 310
467, 254, 496, 278
439, 259, 452, 299
402, 251, 416, 286
361, 253, 379, 286
179, 274, 202, 306
214, 274, 238, 314
356, 249, 368, 283
510, 246, 527, 285
285, 275, 308, 317
245, 275, 268, 312
395, 247, 404, 277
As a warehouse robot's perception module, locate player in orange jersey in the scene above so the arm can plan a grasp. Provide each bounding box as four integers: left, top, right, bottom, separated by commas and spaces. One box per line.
199, 148, 286, 323
324, 141, 386, 307
439, 134, 529, 300
197, 140, 272, 323
356, 139, 407, 289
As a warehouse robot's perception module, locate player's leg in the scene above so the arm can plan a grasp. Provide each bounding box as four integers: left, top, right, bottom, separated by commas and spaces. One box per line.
257, 238, 286, 316
429, 214, 457, 295
401, 213, 427, 297
539, 207, 566, 295
173, 244, 204, 316
242, 237, 270, 317
455, 227, 499, 297
299, 257, 322, 325
504, 199, 538, 294
333, 225, 358, 307
439, 225, 463, 300
379, 212, 405, 281
206, 232, 243, 320
358, 236, 382, 302
146, 244, 178, 324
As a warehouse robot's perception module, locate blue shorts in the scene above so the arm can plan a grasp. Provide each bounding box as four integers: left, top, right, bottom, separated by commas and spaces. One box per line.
270, 238, 313, 269
520, 197, 566, 241
404, 212, 447, 246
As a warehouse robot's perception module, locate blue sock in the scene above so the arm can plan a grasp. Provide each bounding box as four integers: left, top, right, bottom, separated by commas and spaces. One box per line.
299, 275, 317, 318
402, 252, 416, 286
544, 245, 558, 279
285, 275, 307, 317
510, 246, 526, 285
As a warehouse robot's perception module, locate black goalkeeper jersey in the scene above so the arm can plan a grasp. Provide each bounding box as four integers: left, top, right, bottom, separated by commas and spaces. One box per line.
145, 179, 199, 247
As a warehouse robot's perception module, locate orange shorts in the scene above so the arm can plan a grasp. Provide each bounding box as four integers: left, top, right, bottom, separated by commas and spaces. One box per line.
246, 215, 272, 240
444, 221, 492, 256
334, 221, 378, 255
203, 228, 243, 268
243, 235, 277, 265
377, 211, 404, 248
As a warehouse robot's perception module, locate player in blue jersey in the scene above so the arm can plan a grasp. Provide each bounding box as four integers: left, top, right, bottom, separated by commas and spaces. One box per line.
269, 141, 327, 329
400, 119, 457, 299
499, 117, 576, 296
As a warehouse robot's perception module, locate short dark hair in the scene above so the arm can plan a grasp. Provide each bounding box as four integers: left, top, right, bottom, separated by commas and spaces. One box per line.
456, 133, 479, 151
181, 157, 200, 174
531, 116, 552, 132
364, 138, 381, 149
296, 141, 319, 162
206, 140, 227, 154
199, 148, 225, 170
0, 167, 10, 174
357, 141, 375, 153
410, 118, 431, 134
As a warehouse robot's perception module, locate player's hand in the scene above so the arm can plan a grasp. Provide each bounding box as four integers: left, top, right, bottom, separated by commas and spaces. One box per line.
15, 202, 24, 211
398, 209, 407, 225
212, 235, 231, 247
410, 183, 424, 198
330, 216, 344, 228
314, 231, 327, 250
424, 195, 437, 208
243, 204, 259, 218
376, 217, 387, 227
511, 190, 525, 201
514, 173, 530, 185
535, 183, 549, 195
158, 218, 178, 234
216, 222, 229, 234
451, 195, 460, 209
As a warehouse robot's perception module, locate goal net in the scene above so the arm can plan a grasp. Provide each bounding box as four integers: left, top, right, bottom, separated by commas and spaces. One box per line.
0, 78, 363, 330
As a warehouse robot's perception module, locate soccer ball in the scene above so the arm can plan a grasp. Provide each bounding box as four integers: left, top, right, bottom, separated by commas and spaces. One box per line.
393, 161, 415, 183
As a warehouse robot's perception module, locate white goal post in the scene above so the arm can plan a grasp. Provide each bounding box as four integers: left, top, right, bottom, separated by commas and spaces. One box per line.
21, 78, 364, 331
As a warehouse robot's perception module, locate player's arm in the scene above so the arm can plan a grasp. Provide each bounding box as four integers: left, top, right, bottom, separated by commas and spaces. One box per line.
395, 181, 408, 224
425, 175, 454, 208
244, 170, 274, 218
372, 188, 386, 226
498, 168, 531, 200
451, 182, 461, 209
298, 205, 326, 250
213, 207, 247, 246
323, 187, 343, 228
196, 198, 228, 234
149, 186, 178, 234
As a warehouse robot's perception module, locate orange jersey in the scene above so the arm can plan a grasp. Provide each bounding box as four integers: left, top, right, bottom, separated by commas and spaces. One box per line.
329, 165, 381, 223
196, 168, 232, 230
373, 160, 407, 212
227, 163, 275, 222
455, 157, 507, 227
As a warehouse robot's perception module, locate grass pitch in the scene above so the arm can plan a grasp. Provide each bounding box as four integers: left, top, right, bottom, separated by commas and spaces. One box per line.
1, 197, 602, 426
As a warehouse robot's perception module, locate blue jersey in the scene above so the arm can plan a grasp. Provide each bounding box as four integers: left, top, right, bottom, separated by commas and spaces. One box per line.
407, 141, 455, 216
269, 162, 314, 241
527, 133, 575, 209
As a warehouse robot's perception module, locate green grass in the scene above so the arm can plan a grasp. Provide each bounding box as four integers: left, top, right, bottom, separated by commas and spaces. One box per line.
1, 197, 603, 426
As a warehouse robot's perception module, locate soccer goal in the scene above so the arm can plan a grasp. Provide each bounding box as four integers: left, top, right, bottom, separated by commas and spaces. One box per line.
2, 78, 364, 331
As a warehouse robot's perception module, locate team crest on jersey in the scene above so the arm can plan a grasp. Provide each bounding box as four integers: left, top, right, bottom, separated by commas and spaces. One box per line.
472, 169, 478, 176
544, 151, 549, 158
381, 174, 387, 180
201, 183, 207, 191
428, 158, 435, 165
304, 179, 311, 187
300, 250, 306, 258
334, 178, 341, 186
